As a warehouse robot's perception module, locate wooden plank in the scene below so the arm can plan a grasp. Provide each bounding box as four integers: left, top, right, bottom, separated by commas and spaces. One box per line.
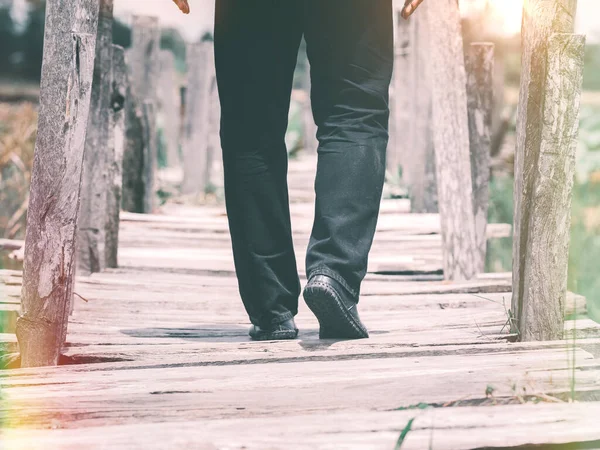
425, 0, 478, 281
16, 0, 100, 368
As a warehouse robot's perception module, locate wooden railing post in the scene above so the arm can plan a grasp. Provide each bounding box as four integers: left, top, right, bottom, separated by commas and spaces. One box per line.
181, 41, 214, 196
16, 0, 99, 368
122, 16, 159, 213
105, 44, 127, 269
158, 50, 181, 167
466, 43, 494, 274
511, 0, 578, 339
302, 67, 318, 155
78, 0, 114, 275
426, 0, 478, 281
514, 33, 585, 341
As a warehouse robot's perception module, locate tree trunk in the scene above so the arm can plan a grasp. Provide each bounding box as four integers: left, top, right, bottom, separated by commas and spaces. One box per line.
158, 50, 181, 167
410, 4, 438, 214
105, 44, 127, 269
466, 43, 494, 274
181, 41, 214, 196
516, 33, 585, 341
511, 0, 578, 336
16, 0, 99, 368
426, 0, 478, 281
122, 16, 159, 213
78, 0, 113, 276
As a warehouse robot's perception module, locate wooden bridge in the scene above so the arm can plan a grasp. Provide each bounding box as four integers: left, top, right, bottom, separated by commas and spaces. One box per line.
2, 154, 600, 449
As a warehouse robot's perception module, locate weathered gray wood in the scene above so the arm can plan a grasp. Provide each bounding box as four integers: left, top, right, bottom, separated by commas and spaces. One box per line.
158, 50, 181, 167
302, 67, 318, 155
426, 0, 478, 281
410, 4, 438, 213
122, 16, 159, 213
16, 0, 99, 368
511, 0, 578, 336
181, 41, 213, 196
106, 45, 127, 269
466, 43, 494, 274
205, 76, 220, 189
78, 0, 114, 276
389, 12, 415, 180
518, 34, 585, 341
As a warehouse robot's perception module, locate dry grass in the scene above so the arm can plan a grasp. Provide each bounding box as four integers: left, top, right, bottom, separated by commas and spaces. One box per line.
0, 102, 37, 239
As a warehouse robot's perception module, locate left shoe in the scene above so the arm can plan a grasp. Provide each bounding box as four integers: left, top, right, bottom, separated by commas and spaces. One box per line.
303, 274, 369, 339
249, 318, 299, 341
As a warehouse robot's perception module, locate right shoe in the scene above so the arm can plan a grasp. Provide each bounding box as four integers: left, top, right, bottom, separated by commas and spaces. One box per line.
303, 274, 369, 340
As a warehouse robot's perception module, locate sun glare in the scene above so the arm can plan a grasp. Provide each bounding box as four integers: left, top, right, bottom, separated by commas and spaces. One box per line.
462, 0, 524, 35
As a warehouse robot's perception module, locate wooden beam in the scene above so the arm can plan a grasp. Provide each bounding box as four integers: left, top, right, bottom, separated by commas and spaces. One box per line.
105, 44, 127, 269
425, 0, 478, 281
181, 41, 214, 196
122, 16, 159, 213
517, 33, 585, 341
466, 42, 494, 274
78, 0, 114, 276
511, 0, 578, 337
158, 50, 181, 167
16, 0, 99, 368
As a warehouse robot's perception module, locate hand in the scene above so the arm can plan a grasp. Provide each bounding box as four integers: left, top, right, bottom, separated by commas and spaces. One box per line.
401, 0, 425, 19
172, 0, 190, 14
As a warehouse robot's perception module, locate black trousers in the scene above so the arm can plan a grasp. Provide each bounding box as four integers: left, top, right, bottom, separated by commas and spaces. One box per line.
214, 1, 393, 328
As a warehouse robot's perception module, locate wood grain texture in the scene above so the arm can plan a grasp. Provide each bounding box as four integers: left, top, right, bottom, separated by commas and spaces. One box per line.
519, 33, 585, 341
122, 16, 159, 213
426, 0, 478, 281
181, 41, 214, 196
105, 45, 127, 269
78, 0, 114, 276
17, 0, 100, 368
466, 43, 494, 274
511, 0, 578, 334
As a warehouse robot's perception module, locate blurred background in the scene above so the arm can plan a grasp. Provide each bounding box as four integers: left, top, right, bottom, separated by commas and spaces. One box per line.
1, 0, 599, 319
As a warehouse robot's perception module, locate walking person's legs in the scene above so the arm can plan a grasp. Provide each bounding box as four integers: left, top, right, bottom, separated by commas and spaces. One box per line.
214, 1, 303, 339
303, 0, 394, 338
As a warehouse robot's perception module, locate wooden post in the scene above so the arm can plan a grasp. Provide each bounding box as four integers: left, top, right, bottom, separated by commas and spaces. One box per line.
158, 50, 181, 167
16, 0, 99, 368
511, 0, 578, 338
205, 76, 220, 189
181, 41, 214, 196
410, 3, 438, 214
122, 16, 159, 213
389, 11, 416, 181
466, 43, 494, 275
105, 44, 127, 269
426, 0, 478, 281
78, 0, 113, 276
302, 66, 318, 155
514, 33, 585, 341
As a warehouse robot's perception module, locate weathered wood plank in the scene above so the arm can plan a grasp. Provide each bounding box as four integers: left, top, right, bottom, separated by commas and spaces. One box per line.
511, 0, 578, 336
466, 42, 494, 274
518, 33, 585, 341
426, 0, 478, 281
17, 0, 100, 368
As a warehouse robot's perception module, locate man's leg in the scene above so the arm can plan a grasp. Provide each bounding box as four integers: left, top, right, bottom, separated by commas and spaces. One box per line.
303, 0, 394, 338
214, 1, 303, 331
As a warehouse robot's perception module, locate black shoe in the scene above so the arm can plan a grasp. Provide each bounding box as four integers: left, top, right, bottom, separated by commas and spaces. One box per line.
249, 319, 299, 341
303, 274, 369, 339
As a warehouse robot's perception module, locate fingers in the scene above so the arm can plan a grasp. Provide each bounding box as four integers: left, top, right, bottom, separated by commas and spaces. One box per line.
401, 0, 425, 19
172, 0, 190, 14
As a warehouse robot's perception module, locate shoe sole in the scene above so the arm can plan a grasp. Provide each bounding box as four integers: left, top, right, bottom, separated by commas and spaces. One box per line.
303, 282, 369, 340
249, 329, 299, 341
